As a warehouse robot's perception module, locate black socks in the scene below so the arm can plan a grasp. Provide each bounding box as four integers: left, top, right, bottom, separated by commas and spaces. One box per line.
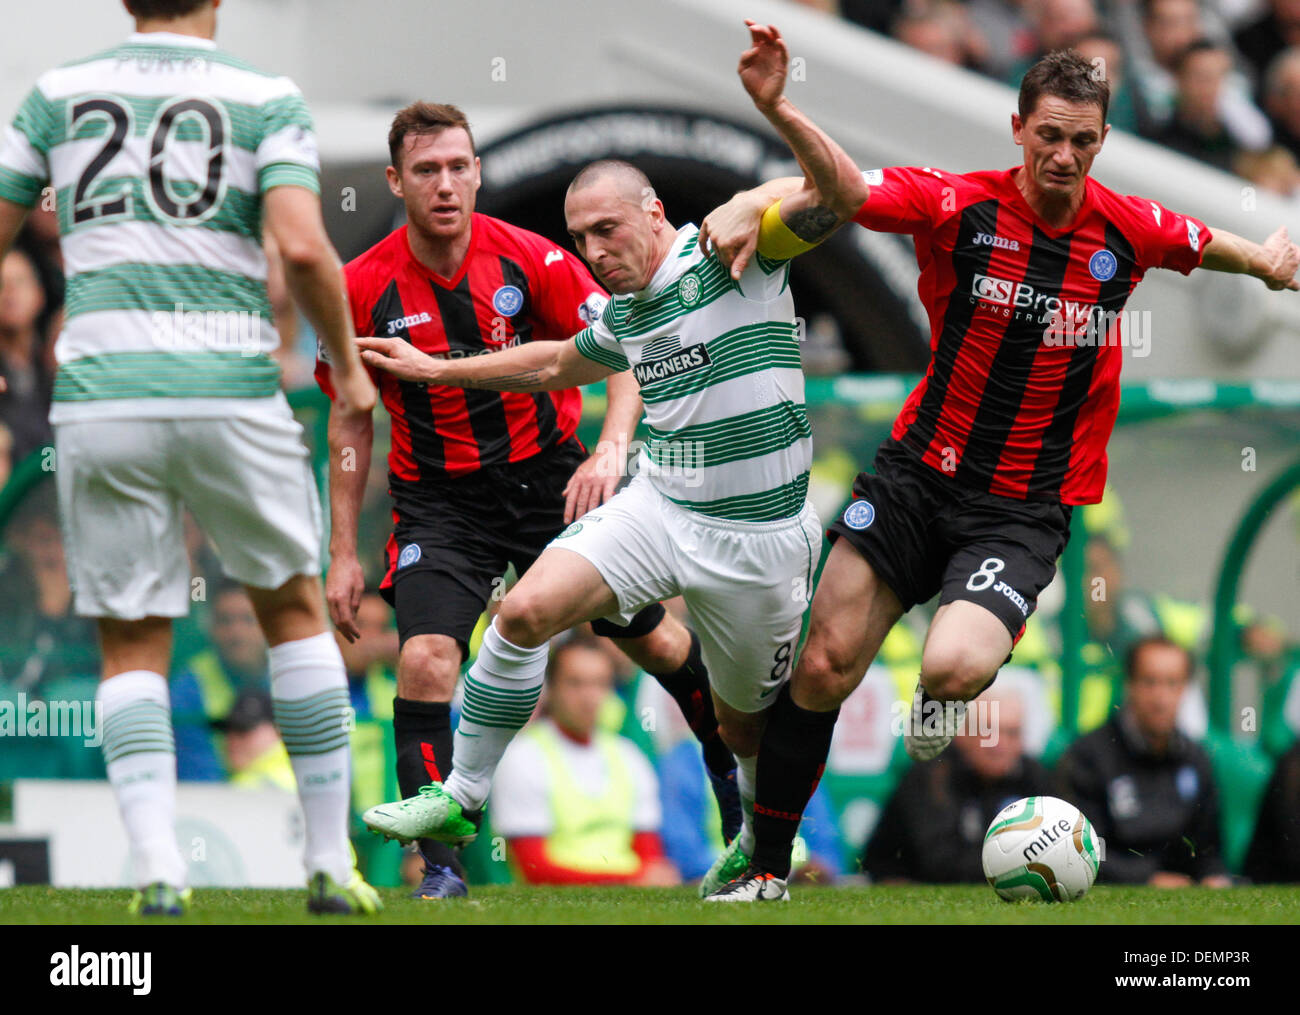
752, 683, 840, 879
393, 696, 461, 874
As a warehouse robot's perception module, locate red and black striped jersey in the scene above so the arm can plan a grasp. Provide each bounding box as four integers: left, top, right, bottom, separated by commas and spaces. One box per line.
316, 214, 607, 483
854, 166, 1210, 505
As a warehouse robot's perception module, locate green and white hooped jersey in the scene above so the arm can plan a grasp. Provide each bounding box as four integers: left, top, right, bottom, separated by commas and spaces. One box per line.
0, 32, 320, 422
574, 224, 810, 523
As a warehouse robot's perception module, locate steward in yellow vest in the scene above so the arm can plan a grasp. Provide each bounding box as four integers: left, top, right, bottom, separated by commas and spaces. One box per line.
489, 635, 679, 885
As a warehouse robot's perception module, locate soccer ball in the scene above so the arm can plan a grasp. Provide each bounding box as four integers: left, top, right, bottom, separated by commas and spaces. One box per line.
982, 796, 1101, 902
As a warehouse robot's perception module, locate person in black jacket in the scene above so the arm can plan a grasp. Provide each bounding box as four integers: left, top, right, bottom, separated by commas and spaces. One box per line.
864, 686, 1052, 882
1243, 741, 1300, 882
1056, 635, 1230, 886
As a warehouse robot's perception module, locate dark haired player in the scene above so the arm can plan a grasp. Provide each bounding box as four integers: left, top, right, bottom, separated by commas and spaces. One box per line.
318, 103, 740, 897
699, 21, 1300, 900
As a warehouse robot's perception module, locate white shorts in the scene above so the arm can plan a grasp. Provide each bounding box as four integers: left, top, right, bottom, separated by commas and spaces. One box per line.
552, 474, 823, 713
54, 403, 322, 620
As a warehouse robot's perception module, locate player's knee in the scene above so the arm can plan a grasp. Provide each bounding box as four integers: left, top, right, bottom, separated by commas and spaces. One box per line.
792, 646, 857, 710
495, 591, 557, 649
716, 715, 761, 759
920, 645, 994, 702
397, 637, 461, 700
248, 573, 326, 643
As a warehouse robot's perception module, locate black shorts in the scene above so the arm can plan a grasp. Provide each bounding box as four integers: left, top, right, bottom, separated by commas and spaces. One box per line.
380, 439, 662, 652
826, 438, 1073, 639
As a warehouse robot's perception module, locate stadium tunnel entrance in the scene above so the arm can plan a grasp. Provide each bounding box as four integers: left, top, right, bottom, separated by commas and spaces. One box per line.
472, 106, 928, 373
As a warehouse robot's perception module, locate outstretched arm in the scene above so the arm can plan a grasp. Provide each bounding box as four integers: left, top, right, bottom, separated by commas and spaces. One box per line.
356, 335, 615, 392
698, 21, 868, 279
1200, 226, 1300, 291
739, 21, 868, 234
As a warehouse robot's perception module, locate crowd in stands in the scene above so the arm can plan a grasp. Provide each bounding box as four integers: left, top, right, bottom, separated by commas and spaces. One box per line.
788, 0, 1300, 197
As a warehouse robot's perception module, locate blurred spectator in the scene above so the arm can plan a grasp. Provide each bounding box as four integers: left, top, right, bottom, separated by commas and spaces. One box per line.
0, 247, 54, 462
1234, 144, 1300, 196
1056, 635, 1231, 886
863, 685, 1053, 882
1074, 30, 1142, 132
213, 689, 295, 792
1233, 0, 1300, 87
170, 580, 270, 781
964, 0, 1040, 79
491, 634, 679, 885
1130, 0, 1211, 130
1243, 741, 1300, 882
1004, 0, 1100, 84
1263, 46, 1300, 159
0, 489, 98, 691
891, 1, 989, 71
1153, 39, 1271, 172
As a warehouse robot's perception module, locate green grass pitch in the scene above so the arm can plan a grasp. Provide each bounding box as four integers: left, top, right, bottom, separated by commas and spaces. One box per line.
3, 884, 1299, 924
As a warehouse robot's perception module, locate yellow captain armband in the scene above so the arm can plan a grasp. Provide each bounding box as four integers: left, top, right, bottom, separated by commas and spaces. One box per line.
757, 199, 821, 260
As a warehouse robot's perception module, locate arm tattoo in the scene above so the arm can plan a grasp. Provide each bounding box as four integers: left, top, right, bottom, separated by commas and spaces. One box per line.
467, 369, 545, 392
785, 204, 840, 243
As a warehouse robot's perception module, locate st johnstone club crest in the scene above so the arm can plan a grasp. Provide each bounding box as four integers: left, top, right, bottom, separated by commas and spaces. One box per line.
493, 285, 524, 317
843, 500, 875, 530
1088, 249, 1117, 282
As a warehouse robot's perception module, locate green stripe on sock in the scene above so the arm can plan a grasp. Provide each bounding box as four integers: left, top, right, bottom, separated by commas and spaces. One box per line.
460, 675, 541, 732
273, 688, 350, 756
101, 699, 174, 764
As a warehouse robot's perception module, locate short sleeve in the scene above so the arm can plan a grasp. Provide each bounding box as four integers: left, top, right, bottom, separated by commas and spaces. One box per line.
525, 239, 609, 340
1123, 196, 1211, 275
256, 81, 320, 195
622, 740, 662, 833
573, 300, 630, 373
489, 737, 555, 838
852, 166, 952, 234
0, 84, 55, 207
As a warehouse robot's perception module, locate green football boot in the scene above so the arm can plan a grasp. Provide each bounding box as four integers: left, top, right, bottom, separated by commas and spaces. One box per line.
362, 782, 480, 847
128, 882, 192, 917
306, 870, 383, 915
699, 837, 752, 898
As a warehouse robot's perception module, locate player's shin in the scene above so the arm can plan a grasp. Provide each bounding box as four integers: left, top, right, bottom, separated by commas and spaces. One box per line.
443, 618, 547, 811
392, 698, 461, 872
269, 632, 354, 885
736, 754, 758, 854
644, 630, 734, 777
751, 682, 839, 879
98, 671, 187, 889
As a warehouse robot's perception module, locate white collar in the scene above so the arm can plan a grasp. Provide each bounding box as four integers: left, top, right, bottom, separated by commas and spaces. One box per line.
127, 31, 217, 50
